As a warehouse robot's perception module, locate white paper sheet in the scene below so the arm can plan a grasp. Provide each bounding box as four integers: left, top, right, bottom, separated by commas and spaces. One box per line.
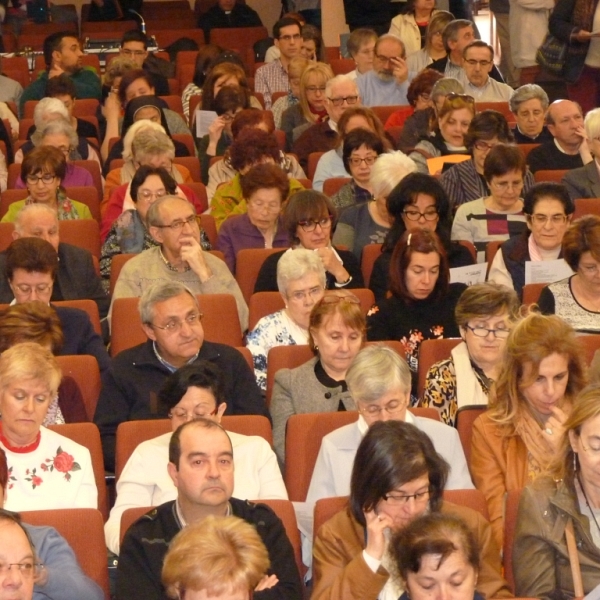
195, 110, 218, 137
524, 259, 573, 285
449, 263, 487, 286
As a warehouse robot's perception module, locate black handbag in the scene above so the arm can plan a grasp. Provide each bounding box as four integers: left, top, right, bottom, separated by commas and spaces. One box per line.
536, 32, 568, 76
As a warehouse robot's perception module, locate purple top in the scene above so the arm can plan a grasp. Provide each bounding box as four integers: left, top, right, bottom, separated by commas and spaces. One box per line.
15, 164, 94, 189
216, 213, 290, 272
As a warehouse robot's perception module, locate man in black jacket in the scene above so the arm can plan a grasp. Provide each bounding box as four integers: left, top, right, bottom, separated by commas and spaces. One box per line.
197, 0, 263, 42
94, 280, 267, 471
117, 418, 303, 600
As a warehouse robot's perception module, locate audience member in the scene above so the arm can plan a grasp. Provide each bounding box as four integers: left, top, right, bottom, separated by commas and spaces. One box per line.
104, 361, 286, 555
116, 418, 303, 599
509, 83, 552, 143
216, 163, 291, 272
367, 229, 465, 399
451, 144, 528, 260
180, 44, 222, 120
527, 99, 591, 173
346, 28, 378, 79
299, 24, 324, 61
271, 290, 365, 463
0, 204, 109, 319
19, 32, 101, 116
199, 61, 258, 114
119, 30, 169, 96
471, 311, 587, 548
246, 249, 325, 391
2, 237, 110, 372
96, 281, 264, 471
357, 34, 413, 106
255, 17, 302, 110
563, 107, 600, 199
369, 172, 474, 302
271, 56, 310, 129
254, 190, 364, 292
162, 515, 270, 599
111, 195, 248, 330
488, 182, 574, 299
422, 282, 519, 425
292, 74, 360, 172
458, 41, 514, 101
197, 0, 263, 41
0, 343, 97, 511
389, 0, 440, 56
406, 11, 454, 73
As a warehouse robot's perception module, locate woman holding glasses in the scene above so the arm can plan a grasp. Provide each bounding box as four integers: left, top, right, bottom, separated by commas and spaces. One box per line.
254, 190, 364, 293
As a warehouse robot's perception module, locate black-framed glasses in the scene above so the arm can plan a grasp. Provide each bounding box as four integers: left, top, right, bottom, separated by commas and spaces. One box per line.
26, 174, 56, 185
375, 54, 401, 64
328, 95, 359, 107
349, 156, 377, 166
154, 214, 198, 230
402, 208, 438, 221
298, 215, 333, 232
151, 312, 203, 333
465, 324, 510, 339
383, 489, 430, 505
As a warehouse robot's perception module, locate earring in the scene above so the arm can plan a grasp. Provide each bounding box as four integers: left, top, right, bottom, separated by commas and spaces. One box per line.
573, 452, 578, 473
314, 345, 319, 352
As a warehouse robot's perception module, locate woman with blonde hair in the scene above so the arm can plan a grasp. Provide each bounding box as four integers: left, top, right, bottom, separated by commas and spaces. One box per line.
271, 56, 310, 129
513, 384, 600, 599
162, 515, 270, 599
471, 311, 587, 548
281, 62, 334, 149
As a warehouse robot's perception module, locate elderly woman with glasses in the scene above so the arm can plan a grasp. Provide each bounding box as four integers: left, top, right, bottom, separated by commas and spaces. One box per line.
422, 283, 520, 427
3, 146, 93, 223
312, 419, 510, 600
471, 311, 587, 548
488, 183, 574, 300
539, 215, 600, 333
440, 110, 535, 212
451, 144, 528, 262
104, 360, 287, 555
409, 93, 475, 175
254, 190, 364, 293
271, 291, 366, 464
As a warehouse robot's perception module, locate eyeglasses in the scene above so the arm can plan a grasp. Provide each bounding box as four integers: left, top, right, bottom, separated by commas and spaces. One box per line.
375, 54, 401, 64
359, 398, 406, 416
154, 214, 198, 230
465, 324, 510, 339
168, 405, 217, 420
26, 174, 56, 185
14, 283, 53, 295
288, 285, 324, 302
402, 208, 438, 221
298, 216, 332, 232
491, 180, 523, 192
349, 155, 377, 167
383, 489, 430, 506
529, 214, 567, 225
306, 86, 326, 93
121, 49, 146, 57
279, 33, 301, 42
151, 312, 203, 333
320, 294, 361, 305
464, 59, 493, 67
138, 189, 167, 201
0, 562, 44, 578
445, 92, 475, 104
473, 140, 498, 152
327, 95, 359, 107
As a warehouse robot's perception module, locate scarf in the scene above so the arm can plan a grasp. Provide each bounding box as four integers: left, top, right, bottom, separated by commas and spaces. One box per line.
514, 407, 557, 474
452, 342, 490, 409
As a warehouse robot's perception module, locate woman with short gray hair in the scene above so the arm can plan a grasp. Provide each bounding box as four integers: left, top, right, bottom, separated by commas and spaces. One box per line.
509, 84, 552, 144
246, 248, 326, 390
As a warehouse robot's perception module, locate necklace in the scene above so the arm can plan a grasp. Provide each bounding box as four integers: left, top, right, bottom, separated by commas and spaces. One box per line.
578, 473, 600, 537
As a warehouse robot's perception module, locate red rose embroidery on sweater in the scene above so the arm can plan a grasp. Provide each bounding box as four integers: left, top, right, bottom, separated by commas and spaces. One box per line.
41, 447, 81, 482
25, 468, 43, 489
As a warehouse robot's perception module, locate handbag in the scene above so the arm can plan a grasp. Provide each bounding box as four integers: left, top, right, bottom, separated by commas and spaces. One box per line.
536, 32, 568, 76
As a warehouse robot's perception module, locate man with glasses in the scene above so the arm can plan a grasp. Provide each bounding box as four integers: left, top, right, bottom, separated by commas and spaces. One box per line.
255, 17, 302, 110
111, 195, 248, 331
95, 280, 266, 472
357, 34, 414, 106
119, 30, 170, 96
459, 41, 514, 101
197, 0, 263, 42
292, 74, 361, 171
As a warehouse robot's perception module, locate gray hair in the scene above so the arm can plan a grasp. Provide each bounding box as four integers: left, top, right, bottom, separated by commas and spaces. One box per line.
431, 78, 465, 102
346, 345, 411, 404
32, 117, 78, 150
146, 194, 195, 228
33, 97, 69, 130
584, 107, 600, 141
123, 123, 171, 163
442, 19, 473, 53
14, 203, 58, 234
375, 33, 406, 59
276, 248, 326, 296
326, 74, 358, 98
370, 151, 416, 199
509, 84, 549, 114
139, 281, 198, 325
